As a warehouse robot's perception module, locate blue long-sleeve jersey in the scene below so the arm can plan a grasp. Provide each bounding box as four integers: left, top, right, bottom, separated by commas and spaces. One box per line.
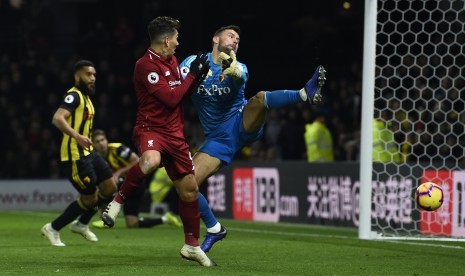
180, 53, 248, 136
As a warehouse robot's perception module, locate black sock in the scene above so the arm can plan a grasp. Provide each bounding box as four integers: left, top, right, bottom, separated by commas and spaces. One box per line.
138, 217, 163, 228
78, 207, 98, 225
51, 200, 87, 231
79, 192, 113, 225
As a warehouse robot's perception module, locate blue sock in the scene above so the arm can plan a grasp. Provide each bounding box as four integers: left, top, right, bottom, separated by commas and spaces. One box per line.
264, 89, 302, 109
198, 192, 217, 228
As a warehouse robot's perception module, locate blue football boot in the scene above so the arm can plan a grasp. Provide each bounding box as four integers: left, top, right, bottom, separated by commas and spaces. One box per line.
304, 65, 326, 104
200, 226, 228, 253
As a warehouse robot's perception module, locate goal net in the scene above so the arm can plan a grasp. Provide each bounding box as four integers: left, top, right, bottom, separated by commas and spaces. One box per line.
367, 0, 465, 240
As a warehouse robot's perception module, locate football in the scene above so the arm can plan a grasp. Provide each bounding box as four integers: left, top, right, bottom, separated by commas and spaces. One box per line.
415, 182, 444, 211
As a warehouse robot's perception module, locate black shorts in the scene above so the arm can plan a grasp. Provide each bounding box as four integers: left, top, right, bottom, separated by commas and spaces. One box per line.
61, 151, 113, 195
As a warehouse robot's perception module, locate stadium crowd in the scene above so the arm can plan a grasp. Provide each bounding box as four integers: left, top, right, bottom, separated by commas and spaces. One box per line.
0, 0, 365, 178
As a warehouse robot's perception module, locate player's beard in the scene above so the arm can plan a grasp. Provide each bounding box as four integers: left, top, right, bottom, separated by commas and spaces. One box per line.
77, 79, 96, 96
218, 44, 228, 54
218, 39, 236, 54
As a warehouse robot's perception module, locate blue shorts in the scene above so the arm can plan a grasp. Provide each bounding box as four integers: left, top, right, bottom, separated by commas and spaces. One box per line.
198, 109, 263, 167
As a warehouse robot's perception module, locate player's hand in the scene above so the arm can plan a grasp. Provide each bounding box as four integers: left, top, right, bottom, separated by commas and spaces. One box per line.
218, 52, 233, 70
76, 134, 92, 151
189, 52, 210, 80
218, 50, 242, 78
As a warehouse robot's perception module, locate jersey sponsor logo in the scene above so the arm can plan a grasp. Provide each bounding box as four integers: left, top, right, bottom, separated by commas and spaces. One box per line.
168, 80, 181, 86
197, 84, 231, 96
64, 94, 75, 103
148, 140, 154, 147
147, 72, 159, 84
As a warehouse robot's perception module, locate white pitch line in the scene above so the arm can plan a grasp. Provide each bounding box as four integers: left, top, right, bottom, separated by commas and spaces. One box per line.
226, 226, 351, 239
382, 239, 464, 249
225, 226, 465, 250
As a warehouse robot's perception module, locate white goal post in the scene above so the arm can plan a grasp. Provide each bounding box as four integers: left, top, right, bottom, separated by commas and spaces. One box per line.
359, 0, 465, 241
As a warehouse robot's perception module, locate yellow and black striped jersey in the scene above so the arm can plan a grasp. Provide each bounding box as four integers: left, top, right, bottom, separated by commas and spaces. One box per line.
59, 86, 95, 161
105, 143, 134, 172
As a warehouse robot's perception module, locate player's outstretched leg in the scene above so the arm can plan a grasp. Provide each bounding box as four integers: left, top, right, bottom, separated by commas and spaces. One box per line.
200, 226, 228, 253
180, 244, 217, 267
304, 65, 326, 104
101, 200, 122, 227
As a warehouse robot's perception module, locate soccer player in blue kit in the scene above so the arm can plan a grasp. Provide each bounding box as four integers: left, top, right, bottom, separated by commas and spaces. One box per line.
180, 25, 326, 253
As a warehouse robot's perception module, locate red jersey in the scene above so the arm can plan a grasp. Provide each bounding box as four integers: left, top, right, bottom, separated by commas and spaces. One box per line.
133, 48, 199, 136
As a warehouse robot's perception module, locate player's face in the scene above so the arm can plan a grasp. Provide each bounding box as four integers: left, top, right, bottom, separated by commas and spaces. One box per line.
76, 66, 96, 95
165, 30, 179, 57
218, 29, 240, 54
92, 134, 108, 155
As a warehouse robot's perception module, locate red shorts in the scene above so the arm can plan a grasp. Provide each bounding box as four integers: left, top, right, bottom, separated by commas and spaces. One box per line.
133, 126, 194, 181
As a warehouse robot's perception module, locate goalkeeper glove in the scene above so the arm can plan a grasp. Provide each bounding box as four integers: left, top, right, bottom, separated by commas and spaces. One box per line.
217, 50, 242, 78
189, 52, 210, 80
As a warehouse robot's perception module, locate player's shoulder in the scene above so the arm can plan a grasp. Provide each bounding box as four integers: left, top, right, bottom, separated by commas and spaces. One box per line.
237, 60, 247, 70
112, 143, 132, 159
135, 54, 162, 74
61, 88, 81, 106
108, 142, 123, 149
67, 86, 82, 95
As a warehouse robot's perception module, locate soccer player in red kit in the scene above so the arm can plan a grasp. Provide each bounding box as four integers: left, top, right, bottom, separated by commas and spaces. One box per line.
101, 16, 215, 267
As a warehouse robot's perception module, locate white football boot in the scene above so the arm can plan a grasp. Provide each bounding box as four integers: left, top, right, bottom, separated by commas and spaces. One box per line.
70, 220, 98, 242
101, 200, 122, 227
41, 223, 66, 246
180, 244, 217, 267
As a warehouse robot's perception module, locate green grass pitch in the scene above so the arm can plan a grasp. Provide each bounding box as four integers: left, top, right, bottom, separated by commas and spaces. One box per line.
1, 211, 463, 275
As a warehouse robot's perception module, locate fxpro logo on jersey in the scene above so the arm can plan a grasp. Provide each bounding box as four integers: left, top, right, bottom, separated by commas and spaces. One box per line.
232, 168, 281, 222
197, 84, 232, 96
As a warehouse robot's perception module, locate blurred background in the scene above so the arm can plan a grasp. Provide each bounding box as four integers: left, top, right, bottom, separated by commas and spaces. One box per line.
0, 0, 363, 178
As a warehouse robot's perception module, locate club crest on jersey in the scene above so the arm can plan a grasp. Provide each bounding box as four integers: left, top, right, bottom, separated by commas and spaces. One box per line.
148, 140, 154, 147
147, 72, 159, 84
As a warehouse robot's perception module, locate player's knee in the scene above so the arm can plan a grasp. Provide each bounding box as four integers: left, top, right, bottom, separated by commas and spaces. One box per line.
99, 178, 117, 196
176, 175, 198, 201
80, 194, 98, 209
250, 91, 266, 105
140, 152, 161, 173
125, 216, 139, 228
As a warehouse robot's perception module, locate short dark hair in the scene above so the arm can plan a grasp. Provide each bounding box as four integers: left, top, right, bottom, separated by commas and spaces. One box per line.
213, 25, 241, 36
91, 129, 106, 141
73, 60, 94, 74
147, 16, 180, 43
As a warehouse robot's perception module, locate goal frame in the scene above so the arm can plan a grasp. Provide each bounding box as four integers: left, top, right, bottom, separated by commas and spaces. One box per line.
358, 0, 465, 242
